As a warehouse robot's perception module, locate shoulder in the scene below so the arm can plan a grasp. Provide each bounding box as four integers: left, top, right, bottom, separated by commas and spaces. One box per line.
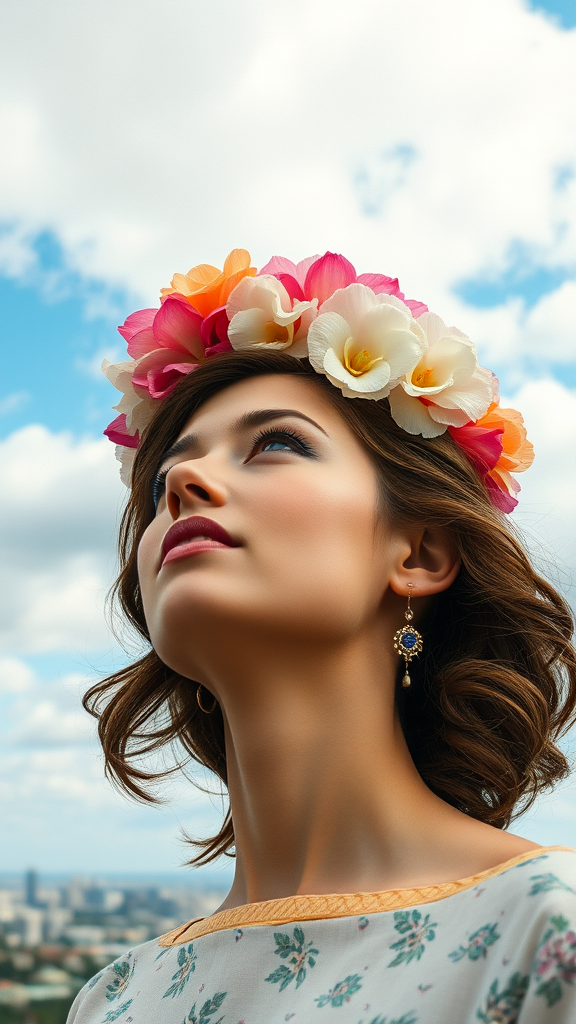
446, 847, 576, 929
66, 936, 165, 1024
499, 846, 576, 894
447, 849, 576, 1023
478, 847, 576, 926
498, 849, 576, 1020
488, 846, 576, 890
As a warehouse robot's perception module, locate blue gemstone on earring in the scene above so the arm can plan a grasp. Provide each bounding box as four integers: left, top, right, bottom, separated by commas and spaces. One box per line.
402, 632, 418, 649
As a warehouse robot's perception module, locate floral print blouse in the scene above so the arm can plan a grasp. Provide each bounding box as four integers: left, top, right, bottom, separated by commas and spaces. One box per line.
68, 846, 576, 1024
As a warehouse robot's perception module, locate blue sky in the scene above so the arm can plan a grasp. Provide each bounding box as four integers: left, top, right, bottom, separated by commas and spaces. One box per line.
528, 0, 576, 29
0, 232, 133, 438
1, 0, 575, 877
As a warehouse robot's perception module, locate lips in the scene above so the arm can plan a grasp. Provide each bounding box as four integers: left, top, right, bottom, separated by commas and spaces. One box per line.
161, 515, 240, 566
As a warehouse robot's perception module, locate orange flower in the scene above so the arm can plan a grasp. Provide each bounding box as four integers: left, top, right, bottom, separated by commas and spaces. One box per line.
476, 401, 534, 474
160, 249, 256, 318
449, 398, 534, 512
478, 401, 534, 511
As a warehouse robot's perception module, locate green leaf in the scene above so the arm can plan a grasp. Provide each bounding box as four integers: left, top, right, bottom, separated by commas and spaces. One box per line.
393, 911, 411, 933
265, 964, 293, 990
387, 952, 406, 967
537, 976, 563, 1008
274, 932, 293, 957
551, 914, 569, 932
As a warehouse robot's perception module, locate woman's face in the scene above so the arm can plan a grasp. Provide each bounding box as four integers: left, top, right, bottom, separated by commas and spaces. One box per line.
138, 374, 400, 679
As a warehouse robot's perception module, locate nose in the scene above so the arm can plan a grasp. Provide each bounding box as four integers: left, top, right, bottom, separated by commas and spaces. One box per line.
165, 459, 227, 520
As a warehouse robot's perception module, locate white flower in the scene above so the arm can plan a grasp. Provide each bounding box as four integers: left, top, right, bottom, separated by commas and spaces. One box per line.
307, 284, 426, 399
387, 313, 496, 437
102, 358, 156, 435
226, 275, 317, 357
115, 445, 137, 487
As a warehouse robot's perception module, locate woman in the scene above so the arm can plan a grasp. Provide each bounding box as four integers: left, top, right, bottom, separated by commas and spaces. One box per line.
70, 251, 576, 1023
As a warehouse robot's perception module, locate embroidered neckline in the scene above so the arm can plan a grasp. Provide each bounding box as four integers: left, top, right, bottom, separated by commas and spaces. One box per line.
158, 845, 575, 946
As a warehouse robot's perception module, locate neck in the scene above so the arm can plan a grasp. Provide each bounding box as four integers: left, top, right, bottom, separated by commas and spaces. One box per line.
208, 628, 462, 910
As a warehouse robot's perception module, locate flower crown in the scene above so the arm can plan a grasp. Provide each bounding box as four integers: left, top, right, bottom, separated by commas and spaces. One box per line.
103, 249, 534, 511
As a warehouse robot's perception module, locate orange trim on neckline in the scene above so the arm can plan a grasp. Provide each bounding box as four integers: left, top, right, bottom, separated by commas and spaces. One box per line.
158, 845, 575, 946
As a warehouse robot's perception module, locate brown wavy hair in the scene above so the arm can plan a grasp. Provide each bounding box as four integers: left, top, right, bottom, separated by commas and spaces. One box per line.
84, 352, 576, 864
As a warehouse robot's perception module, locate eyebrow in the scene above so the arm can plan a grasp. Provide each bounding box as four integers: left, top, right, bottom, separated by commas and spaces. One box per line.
158, 408, 328, 465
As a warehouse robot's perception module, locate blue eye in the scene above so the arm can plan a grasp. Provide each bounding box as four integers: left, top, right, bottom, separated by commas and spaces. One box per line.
262, 439, 298, 452
251, 427, 316, 458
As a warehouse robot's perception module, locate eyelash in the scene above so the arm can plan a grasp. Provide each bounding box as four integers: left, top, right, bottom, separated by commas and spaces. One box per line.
152, 427, 316, 510
249, 426, 317, 458
152, 468, 170, 510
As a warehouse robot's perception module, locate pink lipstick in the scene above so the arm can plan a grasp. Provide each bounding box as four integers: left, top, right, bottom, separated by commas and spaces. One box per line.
161, 516, 240, 566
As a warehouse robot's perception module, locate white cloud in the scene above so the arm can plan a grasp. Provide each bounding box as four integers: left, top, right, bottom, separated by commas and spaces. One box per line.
442, 280, 576, 374
0, 425, 124, 654
75, 347, 125, 381
522, 281, 576, 362
0, 0, 573, 327
0, 656, 229, 872
0, 658, 94, 748
510, 379, 576, 586
0, 656, 35, 693
0, 749, 112, 808
12, 701, 88, 748
0, 740, 227, 872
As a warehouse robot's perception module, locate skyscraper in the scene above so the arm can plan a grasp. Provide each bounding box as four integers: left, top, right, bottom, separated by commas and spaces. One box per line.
25, 868, 38, 907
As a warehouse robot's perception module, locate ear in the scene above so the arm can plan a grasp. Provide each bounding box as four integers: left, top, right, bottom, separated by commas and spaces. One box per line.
389, 526, 460, 598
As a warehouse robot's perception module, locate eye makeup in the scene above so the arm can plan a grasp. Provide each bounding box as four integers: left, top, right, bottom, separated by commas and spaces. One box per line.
151, 424, 319, 511
247, 425, 318, 460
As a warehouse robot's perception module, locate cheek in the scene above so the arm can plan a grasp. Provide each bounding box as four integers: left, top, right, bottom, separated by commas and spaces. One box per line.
137, 518, 167, 620
134, 465, 387, 660
249, 469, 384, 617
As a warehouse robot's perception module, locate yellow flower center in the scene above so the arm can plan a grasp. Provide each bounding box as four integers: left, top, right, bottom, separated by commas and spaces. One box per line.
343, 338, 384, 377
263, 322, 293, 345
413, 366, 435, 388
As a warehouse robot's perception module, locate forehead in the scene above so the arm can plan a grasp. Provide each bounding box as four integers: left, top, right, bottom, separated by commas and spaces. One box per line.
175, 373, 349, 441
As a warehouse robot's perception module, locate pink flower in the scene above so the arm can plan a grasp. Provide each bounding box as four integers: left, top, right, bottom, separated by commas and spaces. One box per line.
103, 413, 139, 448
102, 414, 141, 487
103, 294, 234, 463
117, 293, 233, 403
259, 252, 428, 316
201, 306, 233, 358
536, 933, 576, 983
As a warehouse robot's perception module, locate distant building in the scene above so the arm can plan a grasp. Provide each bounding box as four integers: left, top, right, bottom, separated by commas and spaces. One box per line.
13, 908, 43, 948
0, 871, 226, 950
44, 907, 72, 942
25, 869, 38, 908
83, 886, 124, 913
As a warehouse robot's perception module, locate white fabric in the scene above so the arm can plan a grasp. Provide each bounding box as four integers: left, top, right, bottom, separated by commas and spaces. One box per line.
68, 847, 576, 1024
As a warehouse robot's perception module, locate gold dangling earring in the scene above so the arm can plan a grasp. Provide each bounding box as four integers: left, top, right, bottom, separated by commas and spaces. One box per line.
196, 685, 217, 714
393, 583, 423, 688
